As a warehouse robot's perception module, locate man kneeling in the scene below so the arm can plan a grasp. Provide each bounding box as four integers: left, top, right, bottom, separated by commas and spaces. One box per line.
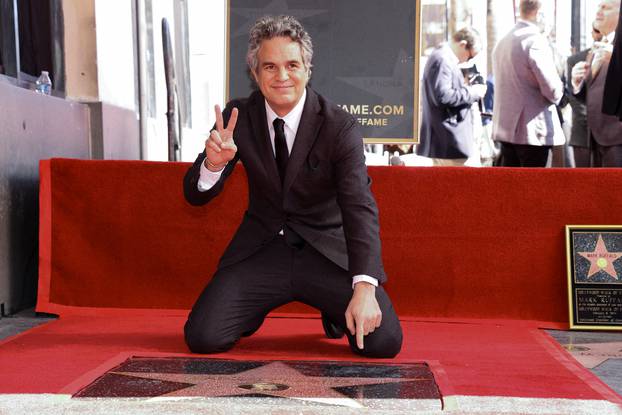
182, 15, 402, 358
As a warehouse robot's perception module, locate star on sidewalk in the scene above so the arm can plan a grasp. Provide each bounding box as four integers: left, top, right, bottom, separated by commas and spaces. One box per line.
577, 234, 622, 280
563, 342, 622, 369
112, 361, 427, 408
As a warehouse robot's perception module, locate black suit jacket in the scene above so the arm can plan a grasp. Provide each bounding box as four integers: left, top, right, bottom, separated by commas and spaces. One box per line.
566, 49, 589, 147
183, 88, 386, 283
603, 1, 622, 120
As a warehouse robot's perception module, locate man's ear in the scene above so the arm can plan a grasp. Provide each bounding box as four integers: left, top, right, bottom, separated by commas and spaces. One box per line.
459, 40, 468, 48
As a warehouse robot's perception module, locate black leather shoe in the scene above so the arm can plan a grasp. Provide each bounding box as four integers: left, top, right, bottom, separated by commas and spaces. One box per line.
321, 313, 344, 339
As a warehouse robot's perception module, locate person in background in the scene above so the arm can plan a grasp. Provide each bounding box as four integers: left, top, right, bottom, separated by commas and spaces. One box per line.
571, 0, 622, 167
415, 27, 487, 166
566, 24, 604, 167
491, 0, 565, 167
602, 0, 622, 121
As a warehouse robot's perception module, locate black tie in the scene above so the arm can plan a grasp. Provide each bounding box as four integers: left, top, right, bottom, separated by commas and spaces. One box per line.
273, 118, 289, 183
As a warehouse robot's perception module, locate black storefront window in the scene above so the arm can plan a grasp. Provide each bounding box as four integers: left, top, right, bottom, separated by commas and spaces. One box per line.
0, 0, 64, 92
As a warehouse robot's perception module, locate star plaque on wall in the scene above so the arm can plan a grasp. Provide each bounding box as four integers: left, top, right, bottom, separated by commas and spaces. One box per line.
566, 225, 622, 330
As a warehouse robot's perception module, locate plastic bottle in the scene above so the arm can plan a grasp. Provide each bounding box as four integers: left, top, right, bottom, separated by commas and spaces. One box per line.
35, 71, 52, 95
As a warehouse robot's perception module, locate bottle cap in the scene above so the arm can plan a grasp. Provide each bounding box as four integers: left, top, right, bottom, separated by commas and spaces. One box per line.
42, 71, 49, 75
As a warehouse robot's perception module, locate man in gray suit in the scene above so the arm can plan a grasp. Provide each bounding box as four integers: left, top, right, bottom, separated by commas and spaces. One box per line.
571, 0, 622, 167
416, 28, 487, 166
492, 0, 565, 167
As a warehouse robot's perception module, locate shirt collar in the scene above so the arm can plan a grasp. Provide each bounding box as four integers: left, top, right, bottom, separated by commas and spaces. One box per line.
442, 43, 459, 65
265, 88, 307, 134
517, 18, 538, 29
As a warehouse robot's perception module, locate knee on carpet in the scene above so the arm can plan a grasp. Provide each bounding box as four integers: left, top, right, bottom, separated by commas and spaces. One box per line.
353, 329, 403, 359
184, 320, 237, 354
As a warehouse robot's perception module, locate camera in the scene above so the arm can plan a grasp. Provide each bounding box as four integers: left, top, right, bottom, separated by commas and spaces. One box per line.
461, 63, 484, 85
468, 73, 485, 85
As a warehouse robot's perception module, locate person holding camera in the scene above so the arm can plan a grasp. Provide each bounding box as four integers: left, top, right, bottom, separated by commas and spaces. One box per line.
491, 0, 565, 167
416, 27, 487, 166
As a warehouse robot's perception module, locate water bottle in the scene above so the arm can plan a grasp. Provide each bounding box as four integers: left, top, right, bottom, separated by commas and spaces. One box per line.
35, 71, 52, 95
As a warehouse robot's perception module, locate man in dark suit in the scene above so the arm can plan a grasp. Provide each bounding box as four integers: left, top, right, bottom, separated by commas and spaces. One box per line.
566, 25, 604, 167
416, 27, 487, 166
182, 15, 402, 358
603, 0, 622, 120
571, 0, 622, 166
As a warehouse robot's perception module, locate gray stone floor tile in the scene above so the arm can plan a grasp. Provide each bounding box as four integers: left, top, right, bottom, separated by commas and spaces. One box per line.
592, 358, 622, 396
0, 308, 56, 341
546, 329, 622, 344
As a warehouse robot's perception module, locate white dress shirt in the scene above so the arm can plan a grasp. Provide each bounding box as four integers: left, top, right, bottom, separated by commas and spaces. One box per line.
572, 30, 616, 94
197, 91, 378, 288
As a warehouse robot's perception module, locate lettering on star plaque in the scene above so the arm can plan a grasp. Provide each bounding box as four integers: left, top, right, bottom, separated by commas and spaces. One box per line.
566, 225, 622, 330
227, 0, 421, 143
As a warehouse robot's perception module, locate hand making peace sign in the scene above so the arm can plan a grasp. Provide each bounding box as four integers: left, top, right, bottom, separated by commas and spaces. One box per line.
204, 105, 239, 171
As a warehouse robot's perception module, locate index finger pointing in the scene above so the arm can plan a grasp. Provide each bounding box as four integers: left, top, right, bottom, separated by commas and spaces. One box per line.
356, 320, 364, 350
226, 107, 239, 133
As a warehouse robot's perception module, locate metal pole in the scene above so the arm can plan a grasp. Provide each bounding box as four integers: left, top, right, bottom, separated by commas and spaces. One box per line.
570, 0, 582, 52
135, 0, 149, 160
162, 18, 180, 162
445, 0, 450, 41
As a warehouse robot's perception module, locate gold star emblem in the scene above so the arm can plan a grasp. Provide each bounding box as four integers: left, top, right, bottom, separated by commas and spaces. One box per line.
577, 234, 622, 280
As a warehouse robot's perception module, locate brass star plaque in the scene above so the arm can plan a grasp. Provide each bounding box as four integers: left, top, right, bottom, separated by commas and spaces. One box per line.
566, 225, 622, 330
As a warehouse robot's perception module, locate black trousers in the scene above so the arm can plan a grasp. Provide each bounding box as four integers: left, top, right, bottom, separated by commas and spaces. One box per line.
184, 236, 403, 358
592, 140, 622, 167
571, 145, 591, 168
499, 142, 551, 167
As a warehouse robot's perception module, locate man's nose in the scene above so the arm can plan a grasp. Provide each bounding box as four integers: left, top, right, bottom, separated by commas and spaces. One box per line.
276, 67, 289, 81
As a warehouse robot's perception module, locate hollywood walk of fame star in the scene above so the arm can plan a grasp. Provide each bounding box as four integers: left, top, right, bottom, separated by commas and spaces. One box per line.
112, 361, 429, 408
577, 234, 622, 280
563, 341, 622, 369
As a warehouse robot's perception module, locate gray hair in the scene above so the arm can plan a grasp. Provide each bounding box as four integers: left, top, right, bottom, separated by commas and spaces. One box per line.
246, 15, 313, 76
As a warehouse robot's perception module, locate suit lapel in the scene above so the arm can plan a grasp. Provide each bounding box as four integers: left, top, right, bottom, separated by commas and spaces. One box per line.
248, 91, 281, 191
283, 88, 324, 193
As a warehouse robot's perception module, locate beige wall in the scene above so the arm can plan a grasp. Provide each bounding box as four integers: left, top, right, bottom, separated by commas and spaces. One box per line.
95, 0, 137, 111
62, 0, 99, 102
59, 0, 233, 161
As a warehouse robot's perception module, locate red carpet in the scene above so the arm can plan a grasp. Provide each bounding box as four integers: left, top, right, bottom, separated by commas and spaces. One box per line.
0, 315, 619, 404
15, 159, 622, 408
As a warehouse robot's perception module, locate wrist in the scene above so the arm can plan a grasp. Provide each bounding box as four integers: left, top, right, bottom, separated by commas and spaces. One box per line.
353, 281, 376, 292
204, 157, 227, 172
